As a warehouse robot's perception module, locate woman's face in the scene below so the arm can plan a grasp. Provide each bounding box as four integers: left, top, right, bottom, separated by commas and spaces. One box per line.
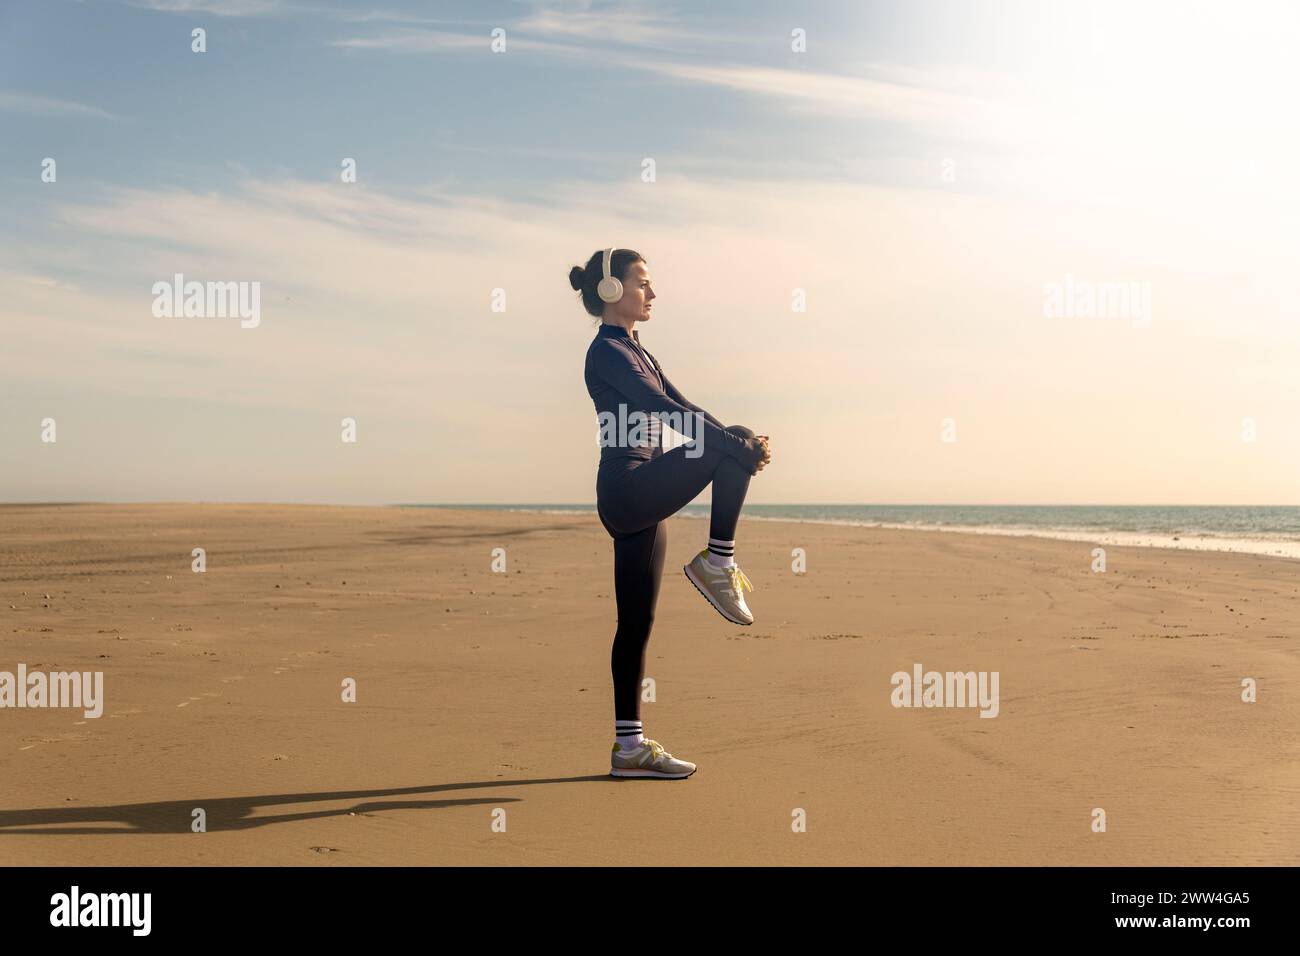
605, 260, 655, 324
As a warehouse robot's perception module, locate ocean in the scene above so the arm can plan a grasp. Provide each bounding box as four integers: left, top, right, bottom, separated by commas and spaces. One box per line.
398, 504, 1300, 560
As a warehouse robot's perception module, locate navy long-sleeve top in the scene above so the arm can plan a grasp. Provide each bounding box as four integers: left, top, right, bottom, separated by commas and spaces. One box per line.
584, 322, 754, 466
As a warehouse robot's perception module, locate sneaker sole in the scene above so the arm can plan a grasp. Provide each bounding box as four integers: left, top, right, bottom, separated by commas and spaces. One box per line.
683, 562, 753, 626
610, 767, 696, 779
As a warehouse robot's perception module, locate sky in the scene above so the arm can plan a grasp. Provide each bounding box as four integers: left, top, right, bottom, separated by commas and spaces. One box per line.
2, 0, 1299, 505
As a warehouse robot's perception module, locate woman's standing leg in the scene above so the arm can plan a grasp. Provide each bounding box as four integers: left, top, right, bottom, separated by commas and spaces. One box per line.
610, 520, 667, 744
606, 514, 696, 778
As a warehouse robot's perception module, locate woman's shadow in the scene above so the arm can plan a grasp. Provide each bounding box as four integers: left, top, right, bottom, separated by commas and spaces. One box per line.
0, 775, 610, 834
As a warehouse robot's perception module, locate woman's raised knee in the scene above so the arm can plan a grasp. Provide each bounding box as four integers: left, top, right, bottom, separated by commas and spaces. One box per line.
716, 425, 758, 479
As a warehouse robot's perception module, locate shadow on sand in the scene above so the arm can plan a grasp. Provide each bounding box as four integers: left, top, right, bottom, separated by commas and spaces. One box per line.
0, 776, 616, 835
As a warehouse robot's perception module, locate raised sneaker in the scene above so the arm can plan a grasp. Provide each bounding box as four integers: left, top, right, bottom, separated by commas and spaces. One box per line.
683, 549, 754, 625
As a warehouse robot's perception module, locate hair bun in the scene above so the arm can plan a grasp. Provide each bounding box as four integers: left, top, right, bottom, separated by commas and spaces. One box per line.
568, 266, 585, 291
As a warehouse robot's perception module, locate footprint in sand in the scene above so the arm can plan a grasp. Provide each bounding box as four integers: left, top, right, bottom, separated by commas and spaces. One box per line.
177, 691, 223, 707
22, 733, 90, 746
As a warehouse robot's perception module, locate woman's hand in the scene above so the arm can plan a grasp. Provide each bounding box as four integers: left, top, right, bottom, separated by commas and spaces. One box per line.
753, 435, 771, 473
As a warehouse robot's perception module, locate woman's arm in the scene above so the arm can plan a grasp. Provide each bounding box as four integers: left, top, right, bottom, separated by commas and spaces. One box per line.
638, 345, 727, 429
659, 370, 727, 430
593, 341, 761, 466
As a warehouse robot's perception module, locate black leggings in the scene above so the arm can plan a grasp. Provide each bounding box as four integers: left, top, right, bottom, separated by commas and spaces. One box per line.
597, 425, 755, 721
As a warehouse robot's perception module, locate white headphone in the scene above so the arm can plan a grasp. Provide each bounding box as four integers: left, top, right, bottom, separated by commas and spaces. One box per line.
596, 246, 623, 303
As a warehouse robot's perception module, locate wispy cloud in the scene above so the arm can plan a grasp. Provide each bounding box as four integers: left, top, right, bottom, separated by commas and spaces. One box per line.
625, 58, 1024, 137
0, 91, 116, 120
327, 23, 1026, 145
9, 273, 80, 292
330, 22, 607, 57
125, 0, 285, 15
333, 9, 483, 26
126, 0, 488, 22
331, 31, 495, 53
4, 161, 1288, 504
326, 0, 1024, 143
512, 0, 703, 48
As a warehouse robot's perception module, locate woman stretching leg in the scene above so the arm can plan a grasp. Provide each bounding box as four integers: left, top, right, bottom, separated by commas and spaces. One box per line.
569, 247, 772, 779
602, 424, 756, 764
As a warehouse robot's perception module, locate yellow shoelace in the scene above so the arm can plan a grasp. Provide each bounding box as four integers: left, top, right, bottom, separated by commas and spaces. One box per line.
725, 565, 753, 596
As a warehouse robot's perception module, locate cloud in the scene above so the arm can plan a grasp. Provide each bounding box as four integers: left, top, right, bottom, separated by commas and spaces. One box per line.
125, 0, 286, 15
512, 0, 702, 48
327, 23, 1025, 145
333, 10, 472, 26
126, 0, 490, 23
333, 0, 725, 49
7, 164, 1288, 503
331, 31, 495, 53
0, 92, 116, 120
9, 273, 80, 292
623, 58, 1026, 140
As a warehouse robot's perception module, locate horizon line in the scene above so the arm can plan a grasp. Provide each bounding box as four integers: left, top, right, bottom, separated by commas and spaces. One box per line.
4, 501, 1299, 509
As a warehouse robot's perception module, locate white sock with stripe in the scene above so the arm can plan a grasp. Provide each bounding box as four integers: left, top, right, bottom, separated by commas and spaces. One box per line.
706, 537, 736, 568
615, 719, 644, 751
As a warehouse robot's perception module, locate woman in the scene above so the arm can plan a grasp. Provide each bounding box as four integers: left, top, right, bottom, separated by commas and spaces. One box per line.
569, 247, 772, 779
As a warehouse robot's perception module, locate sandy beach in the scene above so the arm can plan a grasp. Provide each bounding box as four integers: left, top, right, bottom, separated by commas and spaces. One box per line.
1, 503, 1296, 866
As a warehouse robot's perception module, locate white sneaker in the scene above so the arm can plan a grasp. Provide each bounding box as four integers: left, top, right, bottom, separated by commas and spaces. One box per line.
610, 738, 697, 779
683, 550, 754, 625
